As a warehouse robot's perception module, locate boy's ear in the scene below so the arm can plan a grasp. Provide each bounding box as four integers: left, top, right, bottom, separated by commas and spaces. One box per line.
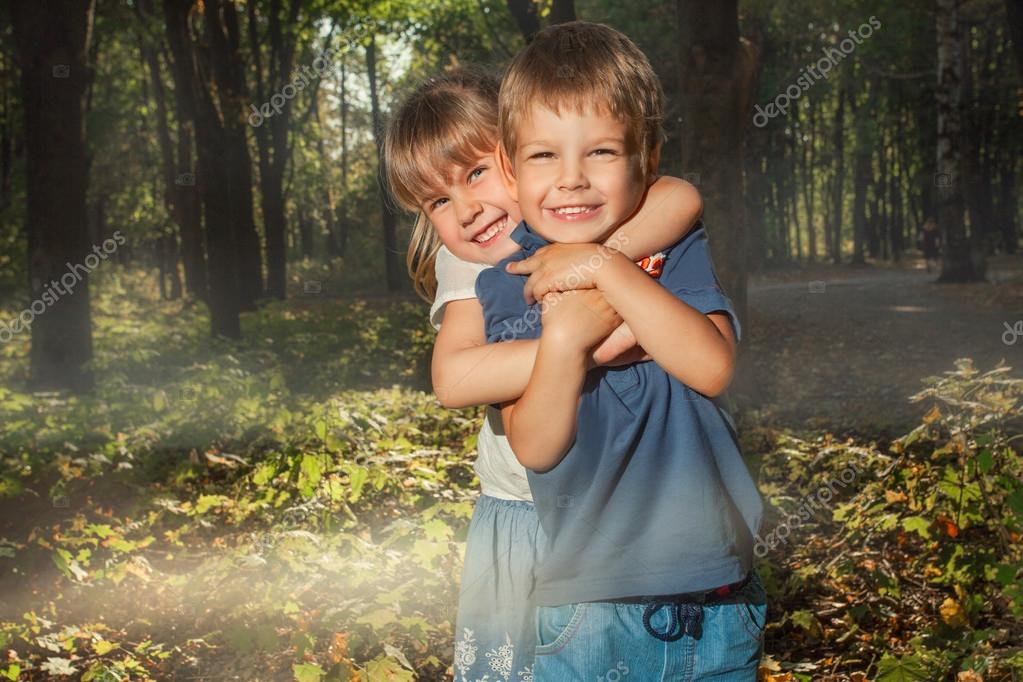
646, 142, 662, 182
495, 141, 519, 202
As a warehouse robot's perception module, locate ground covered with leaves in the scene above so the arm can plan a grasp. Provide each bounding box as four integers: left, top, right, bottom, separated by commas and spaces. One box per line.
0, 269, 1020, 681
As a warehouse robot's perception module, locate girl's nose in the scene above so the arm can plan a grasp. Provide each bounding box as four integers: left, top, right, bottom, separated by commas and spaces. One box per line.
457, 198, 483, 227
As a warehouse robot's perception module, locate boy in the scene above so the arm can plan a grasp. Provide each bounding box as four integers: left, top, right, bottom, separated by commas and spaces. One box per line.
476, 22, 766, 680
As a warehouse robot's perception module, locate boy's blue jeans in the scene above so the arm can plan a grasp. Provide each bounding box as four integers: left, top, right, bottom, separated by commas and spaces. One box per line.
533, 570, 767, 681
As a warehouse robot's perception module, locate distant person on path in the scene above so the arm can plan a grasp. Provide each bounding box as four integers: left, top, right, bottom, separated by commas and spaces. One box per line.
918, 217, 942, 273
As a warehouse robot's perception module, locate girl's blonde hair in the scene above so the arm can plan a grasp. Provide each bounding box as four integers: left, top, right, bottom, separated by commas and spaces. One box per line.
384, 67, 501, 302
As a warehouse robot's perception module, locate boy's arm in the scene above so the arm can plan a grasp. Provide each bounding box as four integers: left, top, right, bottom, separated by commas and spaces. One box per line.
590, 247, 737, 397
500, 335, 588, 473
501, 290, 621, 471
605, 175, 703, 260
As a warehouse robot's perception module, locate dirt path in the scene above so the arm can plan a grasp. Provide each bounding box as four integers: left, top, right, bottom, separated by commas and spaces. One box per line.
732, 254, 1023, 438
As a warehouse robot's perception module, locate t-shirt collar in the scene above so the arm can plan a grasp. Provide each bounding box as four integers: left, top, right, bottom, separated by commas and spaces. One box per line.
509, 220, 550, 254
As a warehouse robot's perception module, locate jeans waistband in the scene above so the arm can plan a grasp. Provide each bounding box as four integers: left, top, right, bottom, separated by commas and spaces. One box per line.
599, 571, 752, 606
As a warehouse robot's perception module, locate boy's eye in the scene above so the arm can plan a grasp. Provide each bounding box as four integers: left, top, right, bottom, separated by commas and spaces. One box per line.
529, 151, 554, 160
468, 166, 486, 182
429, 197, 448, 211
592, 148, 617, 157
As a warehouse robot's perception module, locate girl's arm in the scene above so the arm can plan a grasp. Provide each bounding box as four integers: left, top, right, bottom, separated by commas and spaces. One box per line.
604, 175, 703, 261
432, 297, 539, 408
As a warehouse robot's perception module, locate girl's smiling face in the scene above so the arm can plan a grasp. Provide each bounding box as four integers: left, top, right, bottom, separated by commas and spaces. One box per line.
422, 151, 523, 266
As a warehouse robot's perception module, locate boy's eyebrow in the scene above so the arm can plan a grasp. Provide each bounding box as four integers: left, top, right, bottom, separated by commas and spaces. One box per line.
519, 135, 627, 149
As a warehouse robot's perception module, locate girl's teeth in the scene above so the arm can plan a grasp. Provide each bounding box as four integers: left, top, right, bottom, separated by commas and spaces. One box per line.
474, 219, 504, 243
555, 206, 593, 214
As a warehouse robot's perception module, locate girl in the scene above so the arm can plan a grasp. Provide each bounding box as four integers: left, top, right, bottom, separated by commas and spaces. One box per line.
383, 67, 703, 682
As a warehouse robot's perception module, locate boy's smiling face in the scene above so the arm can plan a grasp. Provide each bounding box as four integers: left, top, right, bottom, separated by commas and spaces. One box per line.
499, 103, 647, 244
421, 150, 522, 265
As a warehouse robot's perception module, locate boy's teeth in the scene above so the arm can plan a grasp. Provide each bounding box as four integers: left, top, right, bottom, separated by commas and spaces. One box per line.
473, 219, 504, 243
555, 206, 593, 214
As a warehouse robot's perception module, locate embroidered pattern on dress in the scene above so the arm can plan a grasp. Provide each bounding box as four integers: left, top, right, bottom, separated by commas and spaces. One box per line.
453, 629, 532, 682
485, 634, 514, 680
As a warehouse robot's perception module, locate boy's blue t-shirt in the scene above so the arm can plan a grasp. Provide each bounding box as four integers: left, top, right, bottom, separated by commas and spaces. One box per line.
475, 220, 763, 607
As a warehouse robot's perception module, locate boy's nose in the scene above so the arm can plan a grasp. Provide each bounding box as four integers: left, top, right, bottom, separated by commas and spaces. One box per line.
557, 163, 589, 192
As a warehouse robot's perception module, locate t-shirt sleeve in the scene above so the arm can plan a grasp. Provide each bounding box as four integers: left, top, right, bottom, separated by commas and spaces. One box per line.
429, 246, 488, 331
660, 224, 742, 344
475, 262, 541, 343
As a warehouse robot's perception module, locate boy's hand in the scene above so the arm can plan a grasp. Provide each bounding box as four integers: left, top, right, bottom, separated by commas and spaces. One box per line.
506, 243, 623, 304
540, 289, 622, 355
591, 322, 652, 367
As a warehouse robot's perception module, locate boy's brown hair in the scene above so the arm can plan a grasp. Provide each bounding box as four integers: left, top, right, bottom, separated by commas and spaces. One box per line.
498, 21, 664, 173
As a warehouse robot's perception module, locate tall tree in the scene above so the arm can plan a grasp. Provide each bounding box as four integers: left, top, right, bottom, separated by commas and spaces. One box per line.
677, 0, 756, 320
11, 0, 97, 391
1006, 0, 1023, 81
935, 0, 984, 281
165, 0, 241, 336
366, 34, 403, 292
136, 0, 206, 300
246, 0, 303, 300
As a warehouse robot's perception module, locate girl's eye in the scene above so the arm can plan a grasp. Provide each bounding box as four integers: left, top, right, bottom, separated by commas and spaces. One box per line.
592, 148, 617, 157
429, 197, 448, 211
468, 166, 486, 182
529, 151, 553, 160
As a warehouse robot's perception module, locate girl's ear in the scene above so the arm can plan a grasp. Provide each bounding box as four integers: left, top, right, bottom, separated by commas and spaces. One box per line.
495, 141, 518, 202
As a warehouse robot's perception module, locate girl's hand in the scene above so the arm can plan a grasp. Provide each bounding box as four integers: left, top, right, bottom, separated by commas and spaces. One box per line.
590, 322, 652, 367
506, 243, 623, 304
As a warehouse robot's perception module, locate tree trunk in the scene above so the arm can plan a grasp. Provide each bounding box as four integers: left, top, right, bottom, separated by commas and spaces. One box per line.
676, 0, 755, 323
1006, 0, 1023, 82
935, 0, 984, 281
803, 96, 817, 263
337, 61, 349, 260
830, 80, 846, 264
506, 0, 541, 42
850, 84, 876, 265
11, 0, 97, 392
550, 0, 576, 24
367, 36, 403, 292
204, 0, 263, 308
164, 0, 241, 337
247, 0, 303, 300
959, 27, 997, 252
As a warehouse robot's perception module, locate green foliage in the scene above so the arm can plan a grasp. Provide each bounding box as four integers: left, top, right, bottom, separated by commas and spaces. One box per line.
755, 358, 1023, 680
